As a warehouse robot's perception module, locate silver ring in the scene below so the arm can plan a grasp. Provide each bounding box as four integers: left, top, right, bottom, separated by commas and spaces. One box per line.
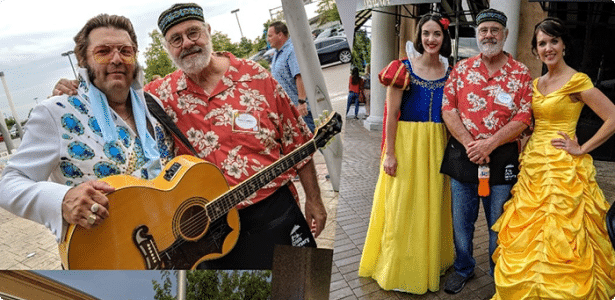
87, 214, 97, 225
91, 203, 100, 213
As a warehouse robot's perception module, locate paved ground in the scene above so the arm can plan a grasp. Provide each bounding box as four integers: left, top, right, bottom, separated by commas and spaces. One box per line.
328, 96, 615, 300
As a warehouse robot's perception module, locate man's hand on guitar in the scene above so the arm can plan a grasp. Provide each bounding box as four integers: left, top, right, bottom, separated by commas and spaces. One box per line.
62, 181, 114, 229
52, 78, 79, 96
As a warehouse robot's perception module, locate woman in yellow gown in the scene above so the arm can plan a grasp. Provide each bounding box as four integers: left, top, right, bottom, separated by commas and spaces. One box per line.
491, 17, 615, 300
358, 14, 455, 294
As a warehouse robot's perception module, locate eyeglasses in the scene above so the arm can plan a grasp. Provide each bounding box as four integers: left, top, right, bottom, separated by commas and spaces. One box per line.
91, 44, 137, 64
167, 28, 203, 48
478, 27, 501, 36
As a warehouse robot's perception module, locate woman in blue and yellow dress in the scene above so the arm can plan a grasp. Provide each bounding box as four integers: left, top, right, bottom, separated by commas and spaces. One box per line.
358, 14, 455, 294
491, 18, 615, 300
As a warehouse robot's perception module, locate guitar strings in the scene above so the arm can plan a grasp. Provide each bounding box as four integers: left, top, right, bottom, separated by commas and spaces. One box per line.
155, 143, 317, 264
158, 114, 339, 267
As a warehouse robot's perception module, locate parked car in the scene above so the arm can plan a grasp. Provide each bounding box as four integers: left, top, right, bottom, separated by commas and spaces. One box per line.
311, 28, 323, 39
314, 36, 352, 65
315, 25, 345, 41
9, 126, 19, 139
249, 48, 275, 63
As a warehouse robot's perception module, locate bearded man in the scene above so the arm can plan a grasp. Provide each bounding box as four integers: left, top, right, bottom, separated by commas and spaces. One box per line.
144, 3, 326, 270
439, 8, 533, 294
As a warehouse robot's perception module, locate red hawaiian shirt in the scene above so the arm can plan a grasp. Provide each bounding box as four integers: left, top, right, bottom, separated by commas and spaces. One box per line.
442, 53, 533, 141
144, 52, 313, 208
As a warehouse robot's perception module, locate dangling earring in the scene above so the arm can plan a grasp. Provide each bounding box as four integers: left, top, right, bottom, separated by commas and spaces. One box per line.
563, 48, 566, 56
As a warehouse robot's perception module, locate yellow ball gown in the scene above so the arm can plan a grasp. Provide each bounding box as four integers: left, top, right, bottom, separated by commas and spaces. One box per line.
491, 73, 615, 299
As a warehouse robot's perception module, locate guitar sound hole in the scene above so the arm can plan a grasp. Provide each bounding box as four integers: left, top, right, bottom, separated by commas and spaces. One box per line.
179, 205, 208, 239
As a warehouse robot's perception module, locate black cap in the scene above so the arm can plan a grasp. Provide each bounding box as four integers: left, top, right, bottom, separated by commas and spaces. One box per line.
476, 8, 507, 27
158, 3, 204, 36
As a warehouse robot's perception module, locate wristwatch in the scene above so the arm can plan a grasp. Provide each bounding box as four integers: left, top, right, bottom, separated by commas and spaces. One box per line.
298, 98, 307, 105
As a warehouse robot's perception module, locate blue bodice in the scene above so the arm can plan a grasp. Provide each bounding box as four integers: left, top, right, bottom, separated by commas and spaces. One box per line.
399, 59, 450, 123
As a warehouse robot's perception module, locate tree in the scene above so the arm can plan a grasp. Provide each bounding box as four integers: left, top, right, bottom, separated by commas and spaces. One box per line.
152, 270, 272, 300
152, 270, 175, 300
316, 0, 341, 26
211, 31, 239, 56
351, 29, 371, 73
4, 116, 16, 129
237, 271, 272, 299
237, 37, 254, 59
143, 30, 176, 83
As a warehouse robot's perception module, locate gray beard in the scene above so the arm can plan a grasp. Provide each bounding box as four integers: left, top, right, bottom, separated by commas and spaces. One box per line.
172, 41, 213, 74
477, 37, 505, 58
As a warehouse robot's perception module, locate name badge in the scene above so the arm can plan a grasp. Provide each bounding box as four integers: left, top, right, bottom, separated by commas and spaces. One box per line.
232, 111, 259, 133
495, 92, 513, 107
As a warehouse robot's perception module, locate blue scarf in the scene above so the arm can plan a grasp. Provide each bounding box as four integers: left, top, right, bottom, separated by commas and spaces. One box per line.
77, 68, 162, 179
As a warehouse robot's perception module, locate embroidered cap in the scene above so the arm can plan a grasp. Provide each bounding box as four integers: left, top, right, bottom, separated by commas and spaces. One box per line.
476, 8, 507, 27
158, 3, 204, 36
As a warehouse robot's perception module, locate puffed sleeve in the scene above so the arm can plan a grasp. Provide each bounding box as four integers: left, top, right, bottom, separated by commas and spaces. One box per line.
562, 72, 594, 95
0, 100, 71, 242
378, 59, 410, 90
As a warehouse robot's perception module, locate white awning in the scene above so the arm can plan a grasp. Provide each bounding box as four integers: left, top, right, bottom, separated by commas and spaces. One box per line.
336, 0, 439, 47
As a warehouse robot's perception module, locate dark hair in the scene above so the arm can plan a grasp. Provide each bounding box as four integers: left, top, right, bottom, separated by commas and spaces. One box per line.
413, 14, 452, 57
531, 17, 571, 57
269, 21, 289, 37
351, 67, 360, 85
73, 14, 138, 67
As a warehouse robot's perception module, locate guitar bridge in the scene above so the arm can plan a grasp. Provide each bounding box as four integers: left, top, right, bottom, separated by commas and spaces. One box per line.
132, 225, 164, 269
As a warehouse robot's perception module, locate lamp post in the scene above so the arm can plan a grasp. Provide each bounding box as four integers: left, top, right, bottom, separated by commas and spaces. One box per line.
231, 9, 244, 39
61, 50, 77, 79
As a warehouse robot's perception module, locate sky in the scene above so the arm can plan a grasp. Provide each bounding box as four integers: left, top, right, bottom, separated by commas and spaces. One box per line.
35, 270, 176, 300
0, 0, 319, 121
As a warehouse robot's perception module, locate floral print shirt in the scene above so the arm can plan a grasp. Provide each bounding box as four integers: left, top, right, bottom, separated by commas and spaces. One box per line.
144, 52, 313, 208
442, 53, 533, 141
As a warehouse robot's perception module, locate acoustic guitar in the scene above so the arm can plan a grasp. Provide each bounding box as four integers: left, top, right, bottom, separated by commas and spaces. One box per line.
58, 112, 342, 270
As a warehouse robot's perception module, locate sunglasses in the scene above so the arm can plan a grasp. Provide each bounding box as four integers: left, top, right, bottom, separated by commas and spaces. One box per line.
91, 44, 137, 64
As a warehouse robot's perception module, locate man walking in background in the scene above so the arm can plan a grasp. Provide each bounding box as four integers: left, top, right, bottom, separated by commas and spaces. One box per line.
267, 21, 316, 132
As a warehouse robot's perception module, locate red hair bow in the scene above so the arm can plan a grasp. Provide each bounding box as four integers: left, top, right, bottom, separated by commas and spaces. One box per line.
440, 18, 450, 30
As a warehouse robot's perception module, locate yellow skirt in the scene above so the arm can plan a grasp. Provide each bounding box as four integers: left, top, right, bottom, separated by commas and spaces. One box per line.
358, 121, 454, 294
492, 136, 615, 300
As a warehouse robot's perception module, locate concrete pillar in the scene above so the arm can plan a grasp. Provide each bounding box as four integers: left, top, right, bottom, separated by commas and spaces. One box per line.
0, 72, 24, 139
282, 0, 343, 192
490, 0, 522, 58
364, 6, 397, 131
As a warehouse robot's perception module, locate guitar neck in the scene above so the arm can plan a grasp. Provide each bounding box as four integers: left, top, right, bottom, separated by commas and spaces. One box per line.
206, 139, 317, 221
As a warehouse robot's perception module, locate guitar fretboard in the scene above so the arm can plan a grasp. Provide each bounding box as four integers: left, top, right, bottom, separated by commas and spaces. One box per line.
205, 140, 317, 221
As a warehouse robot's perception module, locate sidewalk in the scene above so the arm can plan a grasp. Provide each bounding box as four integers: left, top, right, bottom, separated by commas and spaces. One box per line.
328, 100, 615, 300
